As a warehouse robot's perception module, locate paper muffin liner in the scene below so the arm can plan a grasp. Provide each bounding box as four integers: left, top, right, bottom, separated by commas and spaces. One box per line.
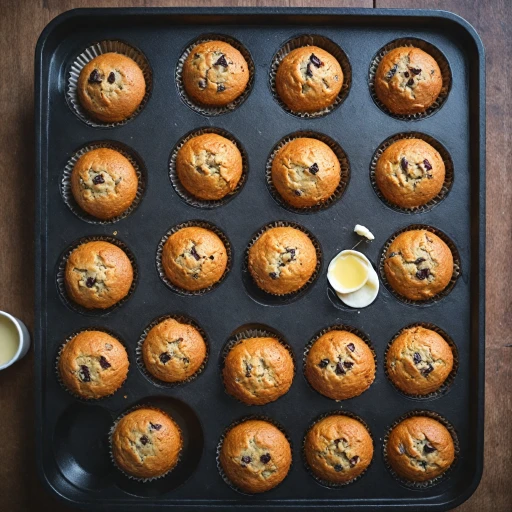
61, 141, 147, 224
175, 33, 255, 116
269, 34, 351, 118
169, 127, 249, 209
66, 40, 152, 128
369, 132, 454, 214
265, 131, 350, 214
156, 220, 232, 296
368, 38, 452, 121
378, 224, 461, 306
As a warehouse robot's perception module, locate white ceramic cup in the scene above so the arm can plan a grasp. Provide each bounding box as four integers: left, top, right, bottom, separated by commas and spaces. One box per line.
0, 311, 31, 371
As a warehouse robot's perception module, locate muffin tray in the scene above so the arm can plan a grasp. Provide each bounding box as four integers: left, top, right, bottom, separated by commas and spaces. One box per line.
34, 7, 485, 511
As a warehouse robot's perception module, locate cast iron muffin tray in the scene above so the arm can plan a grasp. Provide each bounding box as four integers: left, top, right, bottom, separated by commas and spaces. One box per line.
34, 7, 485, 511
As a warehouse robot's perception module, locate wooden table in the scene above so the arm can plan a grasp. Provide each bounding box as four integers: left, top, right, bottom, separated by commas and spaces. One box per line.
0, 1, 509, 510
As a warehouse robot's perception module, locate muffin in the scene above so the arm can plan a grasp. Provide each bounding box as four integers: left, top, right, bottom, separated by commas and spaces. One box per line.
219, 419, 292, 493
182, 40, 249, 107
77, 52, 146, 123
161, 226, 228, 292
305, 330, 375, 401
276, 46, 343, 113
142, 318, 207, 383
386, 416, 455, 482
248, 226, 317, 295
271, 137, 341, 208
111, 408, 182, 480
59, 330, 128, 399
386, 326, 454, 395
70, 147, 138, 220
223, 337, 294, 405
176, 133, 243, 200
305, 415, 373, 484
64, 240, 134, 309
374, 47, 442, 115
384, 229, 454, 301
375, 139, 445, 208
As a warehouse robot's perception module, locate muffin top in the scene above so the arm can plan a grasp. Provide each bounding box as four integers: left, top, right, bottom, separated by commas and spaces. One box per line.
77, 52, 146, 123
219, 419, 292, 493
305, 415, 373, 484
65, 240, 134, 309
375, 139, 445, 208
384, 229, 454, 301
161, 226, 228, 292
276, 46, 343, 113
59, 330, 128, 399
176, 133, 243, 201
111, 408, 182, 479
182, 40, 249, 107
305, 330, 375, 401
271, 137, 341, 208
386, 416, 455, 482
223, 336, 294, 405
248, 226, 317, 295
374, 47, 442, 115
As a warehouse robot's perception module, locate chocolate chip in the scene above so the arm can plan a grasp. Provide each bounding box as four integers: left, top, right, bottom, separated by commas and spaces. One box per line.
92, 174, 105, 185
269, 272, 278, 279
294, 190, 302, 196
347, 343, 355, 352
305, 63, 313, 77
215, 54, 228, 67
410, 67, 422, 75
183, 357, 190, 364
349, 456, 360, 467
192, 273, 199, 279
99, 356, 111, 370
309, 162, 319, 175
416, 268, 431, 280
107, 72, 115, 84
404, 71, 410, 78
318, 358, 329, 368
241, 455, 251, 464
140, 435, 149, 445
407, 78, 414, 86
430, 69, 435, 75
198, 79, 206, 89
335, 362, 346, 375
217, 83, 225, 92
421, 363, 434, 376
88, 69, 102, 83
260, 453, 271, 464
209, 255, 214, 260
190, 246, 200, 261
150, 422, 162, 431
400, 157, 408, 171
159, 352, 171, 364
423, 159, 432, 171
245, 363, 252, 378
79, 365, 91, 382
334, 464, 343, 472
413, 352, 422, 364
343, 361, 354, 369
423, 442, 436, 453
86, 277, 96, 288
414, 257, 425, 265
310, 53, 322, 68
386, 64, 397, 81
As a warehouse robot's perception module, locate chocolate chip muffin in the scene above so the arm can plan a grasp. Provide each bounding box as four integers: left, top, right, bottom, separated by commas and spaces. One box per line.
223, 337, 294, 405
176, 133, 243, 200
386, 416, 455, 482
271, 137, 341, 208
374, 47, 443, 115
305, 415, 373, 484
161, 226, 228, 292
384, 229, 454, 301
276, 46, 343, 113
375, 139, 445, 208
64, 240, 134, 309
111, 408, 182, 480
59, 330, 129, 399
305, 330, 375, 401
77, 53, 146, 123
219, 419, 292, 493
248, 226, 317, 295
182, 40, 249, 107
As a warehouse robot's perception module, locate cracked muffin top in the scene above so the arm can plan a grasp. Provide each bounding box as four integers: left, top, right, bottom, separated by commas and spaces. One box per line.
65, 240, 134, 309
112, 408, 182, 480
374, 46, 442, 115
276, 45, 343, 113
384, 229, 454, 301
77, 52, 146, 123
219, 419, 292, 493
222, 336, 294, 405
182, 40, 249, 107
386, 416, 455, 482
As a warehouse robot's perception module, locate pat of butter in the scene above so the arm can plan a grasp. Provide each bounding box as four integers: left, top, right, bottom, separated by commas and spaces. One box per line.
327, 250, 370, 294
354, 224, 374, 240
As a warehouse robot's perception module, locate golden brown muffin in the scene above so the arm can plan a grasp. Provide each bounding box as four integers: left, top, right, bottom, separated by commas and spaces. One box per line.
305, 415, 373, 484
386, 326, 454, 395
111, 408, 182, 480
223, 337, 294, 405
386, 416, 455, 482
161, 226, 228, 292
305, 330, 375, 401
374, 47, 442, 115
70, 147, 138, 220
77, 53, 146, 123
384, 229, 454, 301
176, 133, 243, 200
219, 419, 292, 493
276, 46, 343, 113
182, 40, 249, 107
248, 227, 317, 295
375, 139, 445, 208
64, 240, 134, 309
59, 330, 128, 399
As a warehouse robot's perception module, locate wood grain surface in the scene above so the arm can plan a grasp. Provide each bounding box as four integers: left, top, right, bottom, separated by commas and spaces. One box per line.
0, 1, 509, 511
